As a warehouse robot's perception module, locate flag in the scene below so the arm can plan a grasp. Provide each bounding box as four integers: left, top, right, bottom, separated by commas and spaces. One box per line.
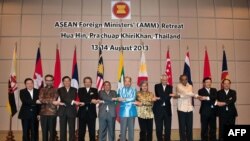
166, 49, 173, 86
54, 47, 61, 88
71, 47, 79, 89
33, 47, 43, 89
116, 51, 125, 123
183, 51, 194, 106
137, 51, 148, 86
183, 51, 193, 85
221, 49, 229, 81
166, 48, 173, 114
117, 51, 125, 89
203, 49, 211, 78
71, 47, 80, 110
96, 48, 104, 91
7, 47, 18, 117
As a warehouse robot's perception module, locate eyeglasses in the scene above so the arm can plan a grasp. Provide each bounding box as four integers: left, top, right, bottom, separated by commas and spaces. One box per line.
45, 80, 53, 82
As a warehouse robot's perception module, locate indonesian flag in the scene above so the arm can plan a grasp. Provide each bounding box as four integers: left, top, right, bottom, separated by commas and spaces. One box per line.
7, 46, 18, 117
203, 49, 211, 78
137, 51, 148, 86
33, 47, 43, 89
53, 47, 62, 88
166, 49, 173, 86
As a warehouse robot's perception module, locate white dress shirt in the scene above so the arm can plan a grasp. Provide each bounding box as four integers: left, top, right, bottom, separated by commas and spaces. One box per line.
28, 89, 34, 99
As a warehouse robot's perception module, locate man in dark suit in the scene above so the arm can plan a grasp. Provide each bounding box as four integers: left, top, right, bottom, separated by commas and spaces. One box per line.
18, 78, 40, 141
78, 77, 99, 141
153, 74, 172, 141
216, 79, 238, 141
58, 76, 81, 141
198, 77, 217, 141
98, 81, 117, 141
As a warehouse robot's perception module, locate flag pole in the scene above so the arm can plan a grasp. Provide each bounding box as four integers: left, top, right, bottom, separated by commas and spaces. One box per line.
54, 43, 60, 141
6, 42, 17, 141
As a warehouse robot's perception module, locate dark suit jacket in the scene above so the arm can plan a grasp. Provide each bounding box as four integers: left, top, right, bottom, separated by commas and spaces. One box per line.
57, 87, 78, 118
153, 83, 173, 116
198, 87, 217, 115
98, 90, 117, 118
77, 87, 98, 118
18, 88, 40, 119
217, 89, 238, 117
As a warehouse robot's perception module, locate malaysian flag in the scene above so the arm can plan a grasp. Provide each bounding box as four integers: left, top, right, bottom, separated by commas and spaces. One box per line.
96, 48, 104, 91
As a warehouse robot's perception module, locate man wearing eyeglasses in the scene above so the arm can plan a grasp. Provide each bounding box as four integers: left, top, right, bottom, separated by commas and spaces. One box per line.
37, 74, 63, 141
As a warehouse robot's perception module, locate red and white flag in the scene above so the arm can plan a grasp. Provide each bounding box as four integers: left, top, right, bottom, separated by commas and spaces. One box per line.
203, 48, 211, 78
165, 48, 173, 114
166, 49, 173, 86
54, 47, 62, 88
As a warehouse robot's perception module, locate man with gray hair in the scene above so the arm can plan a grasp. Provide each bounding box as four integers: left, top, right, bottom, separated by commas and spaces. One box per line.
153, 74, 173, 141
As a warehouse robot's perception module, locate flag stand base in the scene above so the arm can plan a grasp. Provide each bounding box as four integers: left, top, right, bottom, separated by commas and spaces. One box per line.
6, 116, 15, 141
95, 130, 99, 141
55, 131, 59, 141
5, 131, 15, 141
75, 129, 79, 141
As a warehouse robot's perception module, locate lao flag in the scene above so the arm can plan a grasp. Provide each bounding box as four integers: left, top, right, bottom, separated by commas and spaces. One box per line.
71, 47, 80, 107
71, 47, 79, 89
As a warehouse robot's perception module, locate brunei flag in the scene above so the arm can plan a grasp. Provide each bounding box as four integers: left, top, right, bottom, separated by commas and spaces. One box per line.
137, 51, 148, 87
7, 46, 18, 117
116, 51, 125, 123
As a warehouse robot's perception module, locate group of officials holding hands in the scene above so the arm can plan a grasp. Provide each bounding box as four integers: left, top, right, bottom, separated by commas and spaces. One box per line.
18, 73, 237, 141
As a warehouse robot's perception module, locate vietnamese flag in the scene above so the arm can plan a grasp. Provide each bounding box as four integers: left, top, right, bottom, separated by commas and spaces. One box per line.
53, 46, 62, 88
